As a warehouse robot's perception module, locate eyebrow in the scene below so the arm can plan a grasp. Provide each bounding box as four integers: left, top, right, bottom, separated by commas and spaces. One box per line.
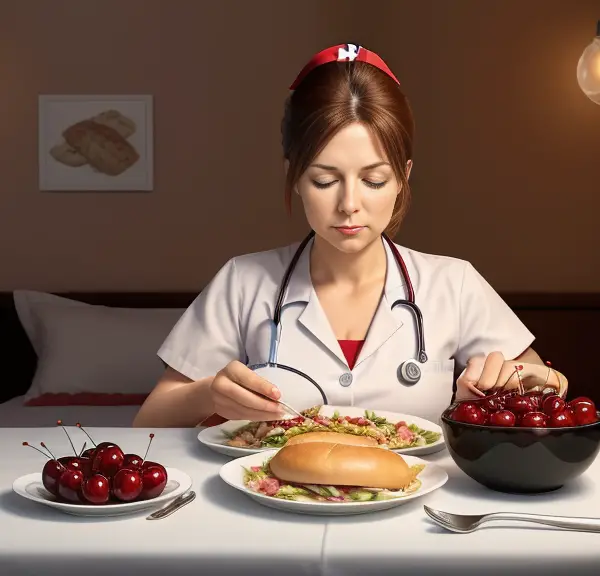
310, 161, 390, 171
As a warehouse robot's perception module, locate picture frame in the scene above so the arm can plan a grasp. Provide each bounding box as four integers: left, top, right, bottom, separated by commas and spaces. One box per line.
38, 94, 153, 191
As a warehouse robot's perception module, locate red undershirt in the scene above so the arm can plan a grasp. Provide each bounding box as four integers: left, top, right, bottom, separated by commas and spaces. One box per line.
338, 339, 365, 370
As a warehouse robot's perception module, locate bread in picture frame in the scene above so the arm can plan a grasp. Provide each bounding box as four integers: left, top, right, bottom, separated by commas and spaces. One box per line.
62, 119, 140, 176
49, 109, 137, 170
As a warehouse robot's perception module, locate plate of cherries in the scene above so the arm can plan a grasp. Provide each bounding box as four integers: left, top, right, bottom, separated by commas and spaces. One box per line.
13, 422, 192, 517
449, 388, 598, 428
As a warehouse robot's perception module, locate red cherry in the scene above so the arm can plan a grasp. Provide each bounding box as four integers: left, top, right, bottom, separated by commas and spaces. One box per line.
112, 468, 143, 502
81, 473, 110, 504
22, 441, 66, 496
549, 409, 576, 428
80, 448, 96, 459
94, 441, 117, 451
568, 397, 596, 411
479, 392, 504, 411
92, 445, 124, 478
542, 394, 565, 416
57, 468, 85, 502
524, 390, 544, 409
504, 396, 534, 414
58, 456, 92, 476
140, 463, 168, 499
122, 454, 143, 470
41, 459, 64, 496
489, 410, 516, 427
450, 402, 481, 423
519, 411, 549, 428
570, 403, 598, 426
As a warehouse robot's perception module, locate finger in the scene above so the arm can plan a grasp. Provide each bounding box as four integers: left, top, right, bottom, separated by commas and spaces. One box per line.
213, 376, 282, 413
466, 382, 486, 398
226, 361, 280, 399
476, 351, 505, 391
456, 356, 485, 392
461, 355, 486, 385
212, 391, 285, 422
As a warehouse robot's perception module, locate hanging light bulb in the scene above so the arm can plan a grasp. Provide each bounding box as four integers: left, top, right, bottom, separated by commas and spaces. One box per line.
577, 20, 600, 104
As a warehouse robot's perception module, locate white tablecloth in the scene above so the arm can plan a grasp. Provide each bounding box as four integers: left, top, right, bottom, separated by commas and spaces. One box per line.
1, 427, 600, 575
320, 448, 600, 575
0, 427, 326, 575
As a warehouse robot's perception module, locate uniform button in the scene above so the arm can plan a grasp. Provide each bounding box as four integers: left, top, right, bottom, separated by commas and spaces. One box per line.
339, 372, 353, 387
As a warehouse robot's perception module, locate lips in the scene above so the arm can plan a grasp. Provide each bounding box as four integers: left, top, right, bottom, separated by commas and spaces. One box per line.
335, 226, 365, 236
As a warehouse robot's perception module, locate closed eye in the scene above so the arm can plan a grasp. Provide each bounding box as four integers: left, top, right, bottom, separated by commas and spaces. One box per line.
311, 180, 388, 190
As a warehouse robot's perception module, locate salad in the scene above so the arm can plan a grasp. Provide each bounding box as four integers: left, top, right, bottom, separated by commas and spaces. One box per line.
224, 406, 441, 449
243, 457, 425, 502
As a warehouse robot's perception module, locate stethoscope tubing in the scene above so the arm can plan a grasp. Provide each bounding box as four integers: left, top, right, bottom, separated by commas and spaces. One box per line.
268, 231, 428, 385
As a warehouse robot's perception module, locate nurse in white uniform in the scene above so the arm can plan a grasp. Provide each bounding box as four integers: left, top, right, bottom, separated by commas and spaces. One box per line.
133, 44, 561, 428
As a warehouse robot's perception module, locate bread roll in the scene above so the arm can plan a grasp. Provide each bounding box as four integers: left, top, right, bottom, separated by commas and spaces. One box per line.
63, 120, 139, 176
286, 432, 378, 447
269, 442, 416, 489
50, 110, 136, 168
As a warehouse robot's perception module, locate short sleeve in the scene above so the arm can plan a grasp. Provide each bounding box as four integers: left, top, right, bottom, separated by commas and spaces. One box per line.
157, 258, 245, 381
454, 262, 535, 368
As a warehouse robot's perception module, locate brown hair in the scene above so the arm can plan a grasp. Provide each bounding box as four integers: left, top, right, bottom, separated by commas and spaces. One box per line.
281, 60, 415, 238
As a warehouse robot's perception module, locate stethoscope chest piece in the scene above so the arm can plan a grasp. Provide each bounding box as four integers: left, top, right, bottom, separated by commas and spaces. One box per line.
398, 360, 421, 386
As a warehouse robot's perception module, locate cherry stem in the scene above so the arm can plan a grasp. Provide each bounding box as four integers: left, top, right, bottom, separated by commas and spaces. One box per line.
75, 422, 97, 447
79, 442, 87, 457
141, 433, 155, 465
544, 366, 551, 388
40, 442, 57, 460
22, 441, 52, 459
514, 365, 524, 395
57, 420, 78, 456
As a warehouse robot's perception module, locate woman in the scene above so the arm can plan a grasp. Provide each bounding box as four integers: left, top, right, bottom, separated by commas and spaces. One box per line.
133, 43, 561, 428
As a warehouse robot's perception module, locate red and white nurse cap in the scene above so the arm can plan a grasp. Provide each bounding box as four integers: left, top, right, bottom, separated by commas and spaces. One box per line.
289, 43, 400, 90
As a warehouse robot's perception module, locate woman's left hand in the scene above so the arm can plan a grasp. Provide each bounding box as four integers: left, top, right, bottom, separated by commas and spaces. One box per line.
456, 351, 567, 400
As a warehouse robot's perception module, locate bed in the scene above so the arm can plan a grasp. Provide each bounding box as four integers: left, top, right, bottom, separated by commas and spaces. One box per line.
1, 290, 598, 427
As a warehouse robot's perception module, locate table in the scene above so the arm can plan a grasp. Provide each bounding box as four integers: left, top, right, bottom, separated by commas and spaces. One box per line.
321, 449, 600, 576
0, 427, 326, 575
1, 427, 600, 575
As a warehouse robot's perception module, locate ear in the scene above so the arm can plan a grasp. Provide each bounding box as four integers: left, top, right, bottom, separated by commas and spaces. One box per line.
406, 159, 413, 180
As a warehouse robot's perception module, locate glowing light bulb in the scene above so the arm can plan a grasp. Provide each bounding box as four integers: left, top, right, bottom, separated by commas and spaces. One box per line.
577, 20, 600, 104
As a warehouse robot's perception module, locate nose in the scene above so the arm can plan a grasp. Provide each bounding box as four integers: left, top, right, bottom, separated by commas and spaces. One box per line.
337, 180, 360, 215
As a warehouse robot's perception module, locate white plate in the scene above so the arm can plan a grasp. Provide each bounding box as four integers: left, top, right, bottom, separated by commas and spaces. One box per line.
198, 405, 445, 458
12, 467, 192, 517
219, 450, 448, 516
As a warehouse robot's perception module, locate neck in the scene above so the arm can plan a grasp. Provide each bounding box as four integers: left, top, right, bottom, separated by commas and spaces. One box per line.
309, 234, 388, 287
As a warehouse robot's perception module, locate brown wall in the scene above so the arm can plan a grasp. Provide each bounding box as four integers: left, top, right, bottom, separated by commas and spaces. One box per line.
1, 0, 599, 292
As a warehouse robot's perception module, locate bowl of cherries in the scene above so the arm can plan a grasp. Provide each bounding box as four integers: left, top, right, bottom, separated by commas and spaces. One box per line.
440, 380, 600, 494
14, 421, 192, 517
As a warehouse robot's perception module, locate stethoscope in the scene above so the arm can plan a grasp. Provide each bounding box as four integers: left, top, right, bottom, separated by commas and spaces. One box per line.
271, 230, 428, 386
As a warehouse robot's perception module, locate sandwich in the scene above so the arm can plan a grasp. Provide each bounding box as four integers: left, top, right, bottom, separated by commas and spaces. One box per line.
243, 441, 425, 502
285, 431, 379, 447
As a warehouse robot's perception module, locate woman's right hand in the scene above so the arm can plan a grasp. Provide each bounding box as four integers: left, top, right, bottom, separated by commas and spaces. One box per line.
209, 360, 285, 421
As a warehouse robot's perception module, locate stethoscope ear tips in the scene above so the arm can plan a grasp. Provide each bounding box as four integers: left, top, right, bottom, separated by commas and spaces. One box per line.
398, 360, 421, 385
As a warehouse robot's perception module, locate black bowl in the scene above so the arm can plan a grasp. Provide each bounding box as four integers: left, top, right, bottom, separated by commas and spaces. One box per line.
440, 406, 600, 494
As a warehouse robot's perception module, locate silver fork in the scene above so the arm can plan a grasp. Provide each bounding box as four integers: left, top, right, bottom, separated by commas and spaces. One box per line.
238, 384, 318, 424
423, 505, 600, 533
146, 491, 196, 520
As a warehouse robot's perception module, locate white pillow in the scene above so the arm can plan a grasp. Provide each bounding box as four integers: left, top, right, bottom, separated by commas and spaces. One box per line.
14, 290, 185, 402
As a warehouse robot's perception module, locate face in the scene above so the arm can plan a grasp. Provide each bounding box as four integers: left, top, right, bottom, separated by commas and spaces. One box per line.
294, 123, 411, 254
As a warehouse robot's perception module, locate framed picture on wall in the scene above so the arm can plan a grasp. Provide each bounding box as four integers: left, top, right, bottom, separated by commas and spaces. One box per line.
38, 94, 153, 191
